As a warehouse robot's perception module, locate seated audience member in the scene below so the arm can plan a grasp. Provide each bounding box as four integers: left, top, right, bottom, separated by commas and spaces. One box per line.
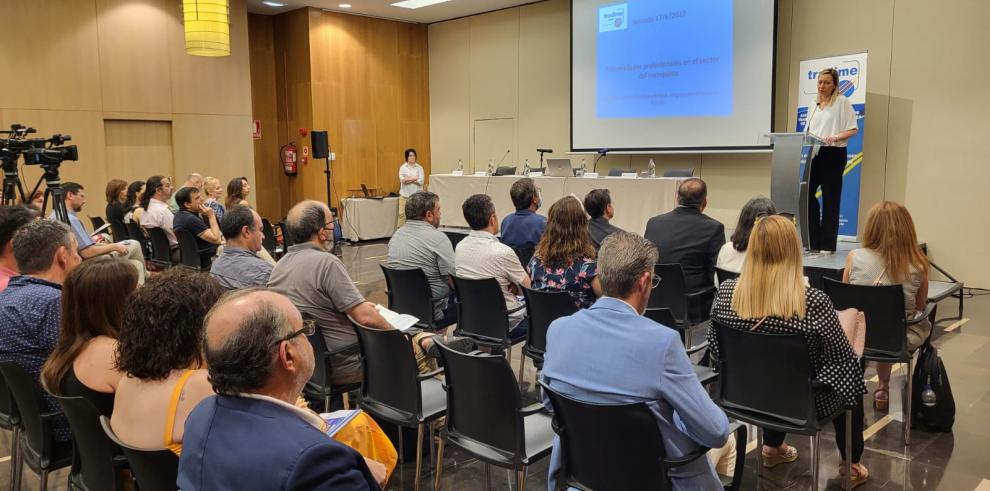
210, 205, 273, 290
386, 191, 457, 327
111, 269, 223, 456
168, 173, 204, 214
844, 201, 931, 411
225, 176, 251, 209
140, 175, 177, 245
499, 177, 546, 254
542, 232, 730, 490
202, 176, 227, 222
528, 196, 602, 309
41, 259, 138, 416
0, 205, 35, 292
105, 178, 128, 224
455, 194, 531, 334
707, 216, 867, 486
173, 186, 222, 269
644, 178, 725, 312
717, 197, 777, 274
123, 180, 145, 224
0, 220, 81, 442
584, 188, 623, 250
178, 289, 384, 491
26, 190, 44, 212
54, 182, 147, 284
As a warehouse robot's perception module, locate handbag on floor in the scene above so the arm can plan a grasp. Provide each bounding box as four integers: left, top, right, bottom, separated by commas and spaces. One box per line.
911, 339, 955, 432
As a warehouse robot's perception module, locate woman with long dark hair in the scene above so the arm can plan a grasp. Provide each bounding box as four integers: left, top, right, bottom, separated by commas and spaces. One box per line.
104, 179, 128, 224
225, 176, 250, 210
717, 197, 777, 273
41, 259, 139, 416
527, 195, 602, 309
123, 180, 145, 224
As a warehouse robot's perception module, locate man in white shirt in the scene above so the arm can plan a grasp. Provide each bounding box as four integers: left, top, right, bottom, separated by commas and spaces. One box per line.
140, 175, 177, 245
397, 148, 425, 228
454, 194, 531, 333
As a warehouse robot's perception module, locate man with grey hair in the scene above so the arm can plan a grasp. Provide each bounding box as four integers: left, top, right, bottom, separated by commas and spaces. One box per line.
386, 191, 457, 327
168, 172, 204, 213
178, 289, 383, 490
541, 231, 730, 490
0, 220, 81, 442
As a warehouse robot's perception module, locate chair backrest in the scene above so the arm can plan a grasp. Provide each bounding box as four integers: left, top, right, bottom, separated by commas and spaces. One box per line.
280, 221, 294, 249
443, 230, 466, 250
541, 382, 671, 491
662, 168, 695, 177
99, 416, 178, 491
145, 227, 173, 266
511, 245, 535, 272
712, 320, 818, 431
452, 276, 511, 343
304, 331, 334, 394
822, 278, 908, 359
607, 168, 636, 176
522, 287, 578, 356
380, 265, 436, 327
0, 369, 20, 430
715, 267, 739, 285
125, 222, 151, 257
52, 396, 122, 491
89, 216, 107, 231
261, 218, 277, 254
436, 344, 525, 463
108, 218, 129, 242
494, 166, 517, 176
175, 229, 202, 270
647, 263, 689, 322
354, 324, 424, 425
0, 362, 57, 463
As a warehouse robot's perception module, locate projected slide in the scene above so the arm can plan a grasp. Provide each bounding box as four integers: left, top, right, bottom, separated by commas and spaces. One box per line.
596, 0, 733, 119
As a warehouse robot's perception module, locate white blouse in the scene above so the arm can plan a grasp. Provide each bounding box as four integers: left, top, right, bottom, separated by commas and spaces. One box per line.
807, 95, 858, 147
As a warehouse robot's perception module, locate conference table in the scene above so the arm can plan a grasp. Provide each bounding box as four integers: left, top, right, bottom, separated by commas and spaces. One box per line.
429, 174, 684, 232
340, 197, 399, 241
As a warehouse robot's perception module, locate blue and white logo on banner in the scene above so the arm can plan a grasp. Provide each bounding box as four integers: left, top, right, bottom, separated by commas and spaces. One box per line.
598, 3, 628, 32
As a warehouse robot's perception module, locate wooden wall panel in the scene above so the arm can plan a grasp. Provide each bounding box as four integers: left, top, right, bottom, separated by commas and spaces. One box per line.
172, 114, 256, 206
96, 0, 172, 114
273, 7, 314, 210
104, 119, 174, 183
249, 13, 286, 221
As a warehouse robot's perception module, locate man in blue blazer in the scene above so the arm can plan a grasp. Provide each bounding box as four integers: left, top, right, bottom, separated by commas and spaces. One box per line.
178, 289, 383, 491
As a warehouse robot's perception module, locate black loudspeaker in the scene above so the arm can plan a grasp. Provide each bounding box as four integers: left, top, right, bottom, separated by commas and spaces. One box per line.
311, 131, 329, 159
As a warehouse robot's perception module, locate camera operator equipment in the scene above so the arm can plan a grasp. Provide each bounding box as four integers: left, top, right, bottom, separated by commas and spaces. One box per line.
25, 134, 78, 225
0, 124, 36, 207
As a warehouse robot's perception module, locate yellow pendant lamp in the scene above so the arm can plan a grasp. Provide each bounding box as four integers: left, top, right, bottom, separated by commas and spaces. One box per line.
183, 0, 230, 57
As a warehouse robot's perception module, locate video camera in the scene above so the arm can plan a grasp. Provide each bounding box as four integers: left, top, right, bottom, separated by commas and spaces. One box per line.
0, 123, 79, 222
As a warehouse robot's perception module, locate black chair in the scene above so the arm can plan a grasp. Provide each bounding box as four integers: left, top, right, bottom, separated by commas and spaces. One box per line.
663, 168, 695, 177
0, 371, 23, 489
380, 265, 454, 331
648, 263, 716, 347
280, 221, 294, 249
108, 218, 129, 242
353, 324, 446, 491
494, 166, 517, 176
304, 329, 361, 412
520, 287, 577, 384
433, 344, 554, 491
541, 381, 747, 491
510, 244, 535, 273
144, 227, 175, 268
644, 308, 717, 386
711, 321, 853, 490
99, 416, 178, 491
51, 396, 126, 491
88, 216, 106, 232
175, 229, 205, 271
823, 278, 935, 445
125, 222, 154, 262
607, 168, 636, 176
715, 267, 739, 285
442, 230, 467, 250
261, 218, 278, 256
0, 363, 73, 491
451, 276, 527, 369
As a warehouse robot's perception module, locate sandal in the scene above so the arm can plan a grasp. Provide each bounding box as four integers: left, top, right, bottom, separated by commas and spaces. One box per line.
838, 462, 869, 489
761, 444, 799, 468
873, 388, 889, 411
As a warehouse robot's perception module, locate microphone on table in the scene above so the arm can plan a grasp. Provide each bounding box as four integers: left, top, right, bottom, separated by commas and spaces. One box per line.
593, 148, 609, 173
497, 149, 511, 167
537, 148, 553, 169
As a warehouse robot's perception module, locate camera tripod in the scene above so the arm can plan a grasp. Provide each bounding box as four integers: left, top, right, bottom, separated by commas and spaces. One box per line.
31, 164, 70, 225
1, 156, 26, 207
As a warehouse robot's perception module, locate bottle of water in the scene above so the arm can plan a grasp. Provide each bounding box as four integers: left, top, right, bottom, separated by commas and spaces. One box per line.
523, 158, 531, 176
648, 158, 656, 178
922, 383, 937, 407
488, 159, 494, 175
456, 159, 463, 172
578, 158, 587, 176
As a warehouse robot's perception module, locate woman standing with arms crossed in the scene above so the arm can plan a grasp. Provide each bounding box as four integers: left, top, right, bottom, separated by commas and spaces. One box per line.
397, 148, 424, 228
806, 68, 859, 252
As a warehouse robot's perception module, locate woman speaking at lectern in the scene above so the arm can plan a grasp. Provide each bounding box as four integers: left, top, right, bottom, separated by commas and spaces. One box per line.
806, 67, 858, 252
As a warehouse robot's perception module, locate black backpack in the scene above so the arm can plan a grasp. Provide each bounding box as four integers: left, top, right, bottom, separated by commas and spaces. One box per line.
911, 339, 955, 432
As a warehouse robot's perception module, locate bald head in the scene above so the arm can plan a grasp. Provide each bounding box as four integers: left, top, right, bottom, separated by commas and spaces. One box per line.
677, 178, 708, 210
285, 200, 331, 246
186, 173, 204, 190
203, 289, 309, 396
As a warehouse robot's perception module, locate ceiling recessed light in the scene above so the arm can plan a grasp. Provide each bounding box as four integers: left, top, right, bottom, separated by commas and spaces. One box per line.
391, 0, 453, 9
262, 1, 286, 7
339, 3, 352, 7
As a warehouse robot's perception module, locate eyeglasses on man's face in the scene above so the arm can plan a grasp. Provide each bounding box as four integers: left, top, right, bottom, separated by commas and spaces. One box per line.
271, 319, 317, 348
650, 273, 662, 288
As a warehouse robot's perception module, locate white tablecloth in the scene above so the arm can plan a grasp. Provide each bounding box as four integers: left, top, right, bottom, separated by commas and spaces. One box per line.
340, 197, 399, 241
429, 174, 683, 233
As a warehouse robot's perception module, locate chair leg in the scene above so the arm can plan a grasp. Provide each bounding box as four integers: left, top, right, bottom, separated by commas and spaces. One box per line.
905, 358, 913, 446
40, 469, 49, 491
755, 429, 764, 477
324, 395, 331, 413
518, 466, 527, 490
434, 434, 446, 491
845, 410, 853, 491
811, 432, 820, 490
398, 427, 405, 464
517, 351, 526, 388
485, 463, 492, 491
343, 392, 350, 410
9, 427, 19, 491
414, 424, 424, 491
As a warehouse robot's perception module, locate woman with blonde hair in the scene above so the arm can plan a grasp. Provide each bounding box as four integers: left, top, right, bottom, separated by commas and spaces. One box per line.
527, 195, 602, 309
707, 215, 868, 487
202, 176, 226, 222
843, 201, 930, 411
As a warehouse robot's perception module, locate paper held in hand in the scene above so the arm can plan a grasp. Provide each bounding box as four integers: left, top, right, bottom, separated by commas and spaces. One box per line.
374, 304, 419, 331
322, 409, 361, 437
